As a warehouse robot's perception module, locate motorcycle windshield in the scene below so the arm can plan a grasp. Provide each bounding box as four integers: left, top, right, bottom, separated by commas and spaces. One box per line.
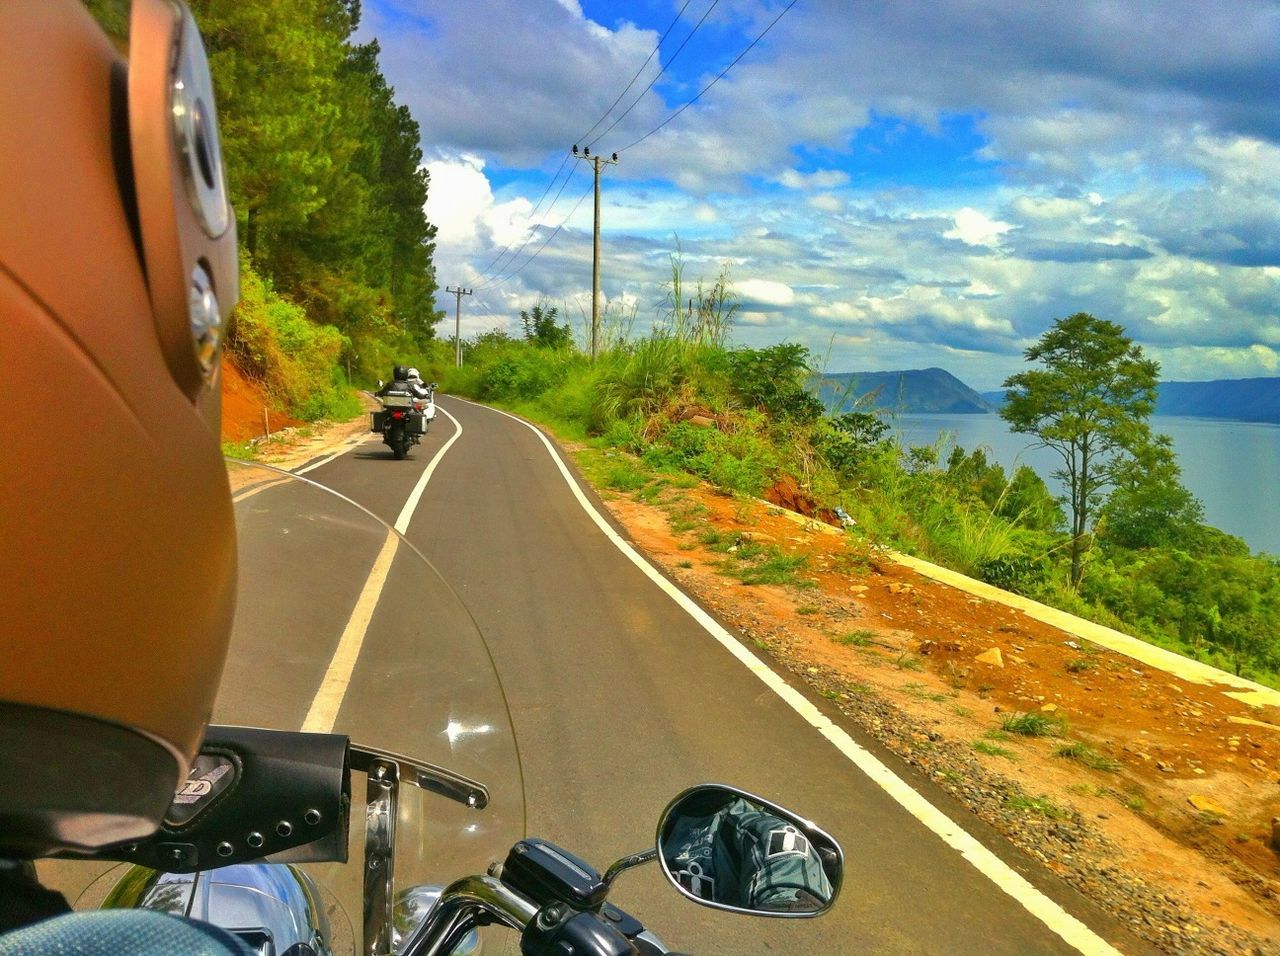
223, 460, 526, 943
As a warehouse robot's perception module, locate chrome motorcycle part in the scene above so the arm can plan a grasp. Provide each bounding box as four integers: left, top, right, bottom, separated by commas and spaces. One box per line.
349, 746, 488, 810
362, 757, 397, 956
102, 863, 333, 956
188, 261, 222, 377
398, 875, 536, 956
600, 848, 658, 892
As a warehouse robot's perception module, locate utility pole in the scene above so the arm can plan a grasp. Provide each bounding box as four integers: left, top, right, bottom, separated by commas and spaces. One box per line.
446, 286, 472, 367
572, 145, 617, 359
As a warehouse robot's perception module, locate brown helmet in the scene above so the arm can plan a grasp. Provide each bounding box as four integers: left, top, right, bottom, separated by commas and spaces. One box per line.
0, 0, 239, 856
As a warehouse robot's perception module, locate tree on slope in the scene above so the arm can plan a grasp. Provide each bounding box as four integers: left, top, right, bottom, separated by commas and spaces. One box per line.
1000, 313, 1159, 588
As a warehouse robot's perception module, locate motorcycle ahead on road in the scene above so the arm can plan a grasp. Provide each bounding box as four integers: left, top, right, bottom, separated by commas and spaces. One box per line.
373, 384, 436, 460
50, 462, 843, 955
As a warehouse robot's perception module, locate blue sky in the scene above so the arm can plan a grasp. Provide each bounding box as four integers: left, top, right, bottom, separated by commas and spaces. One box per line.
360, 0, 1280, 389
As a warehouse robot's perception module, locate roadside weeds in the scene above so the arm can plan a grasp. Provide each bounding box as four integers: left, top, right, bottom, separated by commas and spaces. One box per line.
572, 443, 1280, 956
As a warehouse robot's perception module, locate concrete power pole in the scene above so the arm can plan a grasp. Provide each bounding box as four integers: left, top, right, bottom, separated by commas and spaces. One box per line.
572, 146, 617, 359
446, 286, 472, 367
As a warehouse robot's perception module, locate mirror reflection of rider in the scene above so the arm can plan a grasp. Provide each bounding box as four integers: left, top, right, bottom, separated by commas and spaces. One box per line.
662, 793, 834, 913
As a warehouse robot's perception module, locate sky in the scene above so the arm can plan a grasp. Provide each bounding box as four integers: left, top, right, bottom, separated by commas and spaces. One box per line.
359, 0, 1280, 389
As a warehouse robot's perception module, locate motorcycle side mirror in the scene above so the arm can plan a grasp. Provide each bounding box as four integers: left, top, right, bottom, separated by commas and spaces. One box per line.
377, 379, 384, 389
655, 785, 843, 918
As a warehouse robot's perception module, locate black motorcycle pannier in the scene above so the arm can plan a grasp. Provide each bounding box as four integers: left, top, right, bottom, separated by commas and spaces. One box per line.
371, 410, 386, 432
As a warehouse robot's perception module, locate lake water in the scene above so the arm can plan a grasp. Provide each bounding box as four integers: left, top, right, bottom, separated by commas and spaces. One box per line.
891, 414, 1280, 556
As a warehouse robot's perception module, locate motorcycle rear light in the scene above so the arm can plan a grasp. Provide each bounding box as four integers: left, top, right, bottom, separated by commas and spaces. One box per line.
392, 411, 405, 420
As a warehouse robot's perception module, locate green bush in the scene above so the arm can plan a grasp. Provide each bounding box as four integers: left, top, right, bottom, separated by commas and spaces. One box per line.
227, 258, 358, 421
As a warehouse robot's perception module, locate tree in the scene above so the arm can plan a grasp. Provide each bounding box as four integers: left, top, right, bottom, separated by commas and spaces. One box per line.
1001, 313, 1159, 588
725, 344, 825, 423
520, 303, 573, 349
1101, 434, 1203, 550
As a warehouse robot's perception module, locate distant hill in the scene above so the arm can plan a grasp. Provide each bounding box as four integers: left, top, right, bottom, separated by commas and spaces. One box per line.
982, 378, 1280, 424
1155, 378, 1280, 423
816, 368, 995, 414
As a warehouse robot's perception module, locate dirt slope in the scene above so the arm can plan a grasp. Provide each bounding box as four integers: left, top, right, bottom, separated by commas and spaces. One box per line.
580, 450, 1280, 954
219, 357, 300, 442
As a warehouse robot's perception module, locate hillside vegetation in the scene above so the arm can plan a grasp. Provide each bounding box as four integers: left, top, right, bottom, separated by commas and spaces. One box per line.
86, 0, 444, 424
424, 269, 1280, 688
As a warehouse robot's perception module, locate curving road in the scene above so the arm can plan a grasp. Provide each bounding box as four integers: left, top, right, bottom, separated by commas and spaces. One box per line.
44, 394, 1152, 954
263, 396, 1151, 956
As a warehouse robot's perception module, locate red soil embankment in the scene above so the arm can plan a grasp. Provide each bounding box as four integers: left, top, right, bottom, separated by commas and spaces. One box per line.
219, 357, 300, 442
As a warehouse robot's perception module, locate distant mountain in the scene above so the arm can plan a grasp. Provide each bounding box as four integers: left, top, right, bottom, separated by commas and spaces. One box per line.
815, 368, 996, 414
982, 379, 1280, 424
1155, 378, 1280, 424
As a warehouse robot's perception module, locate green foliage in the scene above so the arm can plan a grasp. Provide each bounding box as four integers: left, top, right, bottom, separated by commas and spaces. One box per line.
977, 554, 1049, 595
227, 258, 359, 420
972, 740, 1018, 760
1000, 712, 1064, 737
602, 461, 649, 492
521, 303, 574, 350
1101, 435, 1204, 549
1004, 794, 1071, 819
833, 629, 875, 647
1054, 742, 1120, 771
816, 412, 891, 477
642, 422, 777, 497
725, 344, 826, 423
220, 439, 259, 461
1001, 313, 1161, 587
188, 0, 441, 381
440, 272, 1280, 686
727, 551, 811, 587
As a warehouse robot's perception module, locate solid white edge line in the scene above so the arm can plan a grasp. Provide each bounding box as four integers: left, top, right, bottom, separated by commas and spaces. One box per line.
395, 408, 463, 534
456, 397, 1121, 956
299, 408, 463, 731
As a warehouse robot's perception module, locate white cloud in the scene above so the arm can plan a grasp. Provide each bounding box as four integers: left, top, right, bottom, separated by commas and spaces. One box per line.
423, 154, 493, 252
364, 0, 1279, 382
777, 168, 851, 190
944, 208, 1013, 247
737, 278, 796, 308
808, 193, 843, 213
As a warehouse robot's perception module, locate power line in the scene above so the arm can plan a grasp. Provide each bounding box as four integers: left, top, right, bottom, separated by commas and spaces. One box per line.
481, 180, 595, 291
473, 163, 570, 280
618, 0, 799, 154
576, 0, 697, 146
472, 151, 575, 281
586, 0, 721, 150
479, 165, 584, 282
475, 0, 696, 284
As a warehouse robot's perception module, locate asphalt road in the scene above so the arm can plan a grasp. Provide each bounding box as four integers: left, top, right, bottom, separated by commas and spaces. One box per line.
259, 396, 1150, 956
44, 395, 1150, 954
